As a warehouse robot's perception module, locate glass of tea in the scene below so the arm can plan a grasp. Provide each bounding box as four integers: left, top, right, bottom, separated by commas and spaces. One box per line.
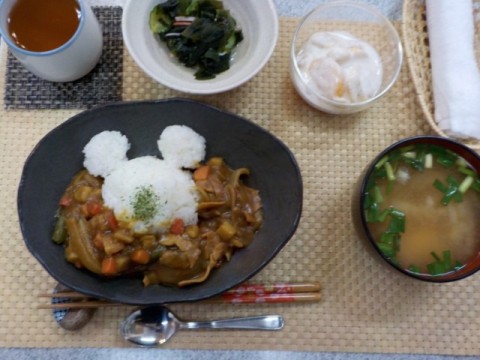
0, 0, 103, 82
352, 136, 480, 282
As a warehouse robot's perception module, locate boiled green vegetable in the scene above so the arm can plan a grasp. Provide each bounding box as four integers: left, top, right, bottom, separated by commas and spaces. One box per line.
52, 214, 67, 244
149, 0, 243, 79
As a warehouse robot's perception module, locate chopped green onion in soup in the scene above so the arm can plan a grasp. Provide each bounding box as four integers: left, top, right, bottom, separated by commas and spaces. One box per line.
364, 144, 480, 276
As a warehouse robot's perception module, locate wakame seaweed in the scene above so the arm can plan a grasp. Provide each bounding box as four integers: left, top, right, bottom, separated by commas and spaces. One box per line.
149, 0, 243, 79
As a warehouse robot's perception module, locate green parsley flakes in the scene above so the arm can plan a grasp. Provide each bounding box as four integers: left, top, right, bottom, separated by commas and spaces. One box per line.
131, 185, 162, 222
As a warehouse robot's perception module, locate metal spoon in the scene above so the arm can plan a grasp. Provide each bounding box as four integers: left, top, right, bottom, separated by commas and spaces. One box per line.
121, 305, 284, 346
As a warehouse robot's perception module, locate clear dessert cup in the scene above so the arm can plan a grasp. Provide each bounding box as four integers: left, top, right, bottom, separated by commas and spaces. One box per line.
290, 1, 403, 114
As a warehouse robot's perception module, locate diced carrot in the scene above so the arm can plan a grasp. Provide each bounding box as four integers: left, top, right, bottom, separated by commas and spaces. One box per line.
193, 165, 210, 181
59, 195, 72, 207
101, 257, 118, 276
130, 248, 150, 264
170, 218, 185, 235
106, 211, 118, 231
86, 201, 103, 216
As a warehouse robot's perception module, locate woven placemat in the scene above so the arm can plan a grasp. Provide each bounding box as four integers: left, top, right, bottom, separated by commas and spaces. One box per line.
3, 7, 123, 110
1, 17, 479, 355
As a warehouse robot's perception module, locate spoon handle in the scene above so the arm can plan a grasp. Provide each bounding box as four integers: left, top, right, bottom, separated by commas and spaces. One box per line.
180, 315, 284, 330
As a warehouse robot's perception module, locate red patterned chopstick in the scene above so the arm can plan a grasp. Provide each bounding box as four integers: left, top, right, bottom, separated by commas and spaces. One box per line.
205, 291, 321, 304
225, 282, 321, 295
201, 282, 321, 304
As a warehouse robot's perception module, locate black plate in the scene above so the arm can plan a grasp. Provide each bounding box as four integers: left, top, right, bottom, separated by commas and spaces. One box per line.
18, 99, 303, 305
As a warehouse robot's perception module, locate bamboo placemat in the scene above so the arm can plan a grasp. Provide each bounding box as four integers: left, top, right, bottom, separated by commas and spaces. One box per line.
1, 17, 479, 355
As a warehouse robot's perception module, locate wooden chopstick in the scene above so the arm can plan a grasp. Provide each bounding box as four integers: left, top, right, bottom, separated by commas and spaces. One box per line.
224, 282, 321, 295
38, 292, 321, 309
38, 301, 126, 310
39, 282, 321, 299
39, 291, 91, 299
38, 282, 321, 309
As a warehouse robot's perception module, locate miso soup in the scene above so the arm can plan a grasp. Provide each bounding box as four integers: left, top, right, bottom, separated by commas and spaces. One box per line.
364, 144, 480, 277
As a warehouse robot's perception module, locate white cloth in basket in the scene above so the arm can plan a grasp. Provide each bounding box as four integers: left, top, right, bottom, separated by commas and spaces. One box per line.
426, 0, 480, 140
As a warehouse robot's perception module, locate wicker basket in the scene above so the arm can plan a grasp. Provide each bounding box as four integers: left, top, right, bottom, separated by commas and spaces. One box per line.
402, 0, 480, 151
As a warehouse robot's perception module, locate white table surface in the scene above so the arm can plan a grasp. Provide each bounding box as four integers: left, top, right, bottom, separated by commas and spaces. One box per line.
1, 1, 475, 359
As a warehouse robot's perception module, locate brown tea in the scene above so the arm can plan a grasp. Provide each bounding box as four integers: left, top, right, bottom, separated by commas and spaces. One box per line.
8, 0, 81, 52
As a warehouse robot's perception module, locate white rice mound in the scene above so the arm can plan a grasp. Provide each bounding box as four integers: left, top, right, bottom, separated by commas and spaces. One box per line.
83, 131, 130, 177
102, 156, 199, 234
158, 125, 206, 169
83, 126, 206, 234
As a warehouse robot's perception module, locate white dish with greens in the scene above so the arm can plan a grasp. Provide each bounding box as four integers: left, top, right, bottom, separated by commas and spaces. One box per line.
122, 0, 279, 94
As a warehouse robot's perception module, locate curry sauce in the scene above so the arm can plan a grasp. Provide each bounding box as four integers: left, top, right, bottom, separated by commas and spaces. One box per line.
53, 157, 263, 287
